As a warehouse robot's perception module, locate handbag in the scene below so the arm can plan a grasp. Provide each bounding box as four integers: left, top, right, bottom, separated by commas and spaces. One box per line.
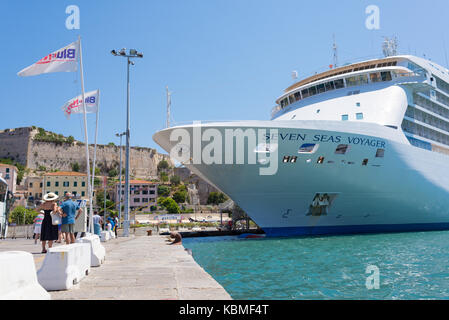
50, 211, 62, 226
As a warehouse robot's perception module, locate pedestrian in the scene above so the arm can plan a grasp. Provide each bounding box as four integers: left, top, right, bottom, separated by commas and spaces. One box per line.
59, 193, 82, 244
38, 193, 61, 253
107, 216, 115, 232
33, 210, 45, 245
114, 216, 119, 237
167, 232, 182, 245
92, 211, 103, 236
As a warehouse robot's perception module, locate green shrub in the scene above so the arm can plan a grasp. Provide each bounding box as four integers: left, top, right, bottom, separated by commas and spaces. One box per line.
170, 175, 181, 185
173, 190, 187, 203
159, 197, 180, 214
9, 206, 38, 225
158, 185, 170, 197
207, 192, 228, 205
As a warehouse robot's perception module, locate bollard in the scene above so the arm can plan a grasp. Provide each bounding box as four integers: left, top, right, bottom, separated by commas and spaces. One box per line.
0, 251, 50, 300
77, 234, 105, 267
37, 243, 91, 291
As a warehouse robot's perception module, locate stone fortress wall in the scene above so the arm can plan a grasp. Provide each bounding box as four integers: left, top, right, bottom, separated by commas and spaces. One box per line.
0, 127, 172, 180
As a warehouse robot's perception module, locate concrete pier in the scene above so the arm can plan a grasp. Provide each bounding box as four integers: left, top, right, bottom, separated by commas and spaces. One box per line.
0, 235, 232, 300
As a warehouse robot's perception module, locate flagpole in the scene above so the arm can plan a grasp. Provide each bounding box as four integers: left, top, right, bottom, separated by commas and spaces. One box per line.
78, 36, 94, 234
90, 90, 100, 233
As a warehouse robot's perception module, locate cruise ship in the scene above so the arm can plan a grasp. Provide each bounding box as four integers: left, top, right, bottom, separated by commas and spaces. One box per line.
153, 54, 449, 237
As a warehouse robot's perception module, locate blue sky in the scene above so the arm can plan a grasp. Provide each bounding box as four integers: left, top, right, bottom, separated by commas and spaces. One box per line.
1, 0, 449, 154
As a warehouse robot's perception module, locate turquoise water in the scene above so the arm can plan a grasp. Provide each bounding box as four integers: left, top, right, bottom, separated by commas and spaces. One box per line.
183, 231, 449, 300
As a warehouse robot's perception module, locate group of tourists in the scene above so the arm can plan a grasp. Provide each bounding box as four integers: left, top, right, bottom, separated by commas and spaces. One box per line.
33, 192, 82, 253
32, 192, 119, 252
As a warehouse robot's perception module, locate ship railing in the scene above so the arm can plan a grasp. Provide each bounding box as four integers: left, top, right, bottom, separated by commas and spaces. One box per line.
159, 119, 259, 131
270, 105, 282, 119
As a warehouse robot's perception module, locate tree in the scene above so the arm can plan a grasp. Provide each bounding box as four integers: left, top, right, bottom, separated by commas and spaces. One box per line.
172, 190, 187, 203
95, 189, 115, 214
160, 172, 169, 182
207, 192, 228, 205
108, 168, 118, 177
158, 185, 170, 197
67, 136, 75, 144
71, 162, 80, 172
157, 160, 169, 171
160, 197, 180, 214
170, 175, 181, 186
9, 206, 37, 225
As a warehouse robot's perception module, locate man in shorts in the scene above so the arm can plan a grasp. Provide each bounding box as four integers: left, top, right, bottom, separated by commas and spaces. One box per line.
60, 193, 82, 244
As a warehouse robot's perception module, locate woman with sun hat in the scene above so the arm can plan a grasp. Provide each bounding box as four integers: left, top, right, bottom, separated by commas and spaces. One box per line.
38, 192, 62, 253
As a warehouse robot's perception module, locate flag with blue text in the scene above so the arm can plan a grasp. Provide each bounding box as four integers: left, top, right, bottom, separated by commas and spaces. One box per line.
17, 40, 80, 77
61, 90, 99, 119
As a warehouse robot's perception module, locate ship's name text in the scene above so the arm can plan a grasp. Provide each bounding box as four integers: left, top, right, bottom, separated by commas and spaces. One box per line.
266, 133, 386, 148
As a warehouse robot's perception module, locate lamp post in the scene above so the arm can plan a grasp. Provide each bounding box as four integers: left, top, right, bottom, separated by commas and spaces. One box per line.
111, 48, 143, 237
115, 131, 125, 229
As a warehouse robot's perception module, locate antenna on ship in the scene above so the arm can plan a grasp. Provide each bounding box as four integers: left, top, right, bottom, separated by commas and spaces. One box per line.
382, 36, 398, 57
166, 86, 172, 128
332, 34, 338, 68
291, 70, 298, 81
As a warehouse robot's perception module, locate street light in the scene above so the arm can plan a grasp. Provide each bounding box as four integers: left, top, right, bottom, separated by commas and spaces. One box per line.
111, 48, 143, 237
115, 131, 126, 229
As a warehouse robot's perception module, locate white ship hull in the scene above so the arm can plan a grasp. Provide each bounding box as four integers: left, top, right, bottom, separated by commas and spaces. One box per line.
153, 120, 449, 237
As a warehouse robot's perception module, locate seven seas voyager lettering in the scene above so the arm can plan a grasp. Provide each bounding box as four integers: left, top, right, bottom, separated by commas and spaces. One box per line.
266, 133, 386, 148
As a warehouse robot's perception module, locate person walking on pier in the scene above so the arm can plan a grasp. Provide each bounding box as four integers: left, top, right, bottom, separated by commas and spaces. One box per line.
92, 211, 103, 236
33, 210, 45, 245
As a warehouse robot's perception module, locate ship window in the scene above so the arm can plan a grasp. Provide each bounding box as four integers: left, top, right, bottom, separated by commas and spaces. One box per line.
376, 149, 385, 158
362, 159, 369, 166
335, 144, 350, 154
356, 102, 361, 107
381, 71, 392, 81
309, 86, 317, 96
334, 79, 345, 89
346, 74, 368, 87
290, 156, 298, 163
342, 114, 349, 121
280, 98, 288, 108
356, 113, 364, 120
325, 81, 335, 91
283, 156, 291, 163
346, 76, 357, 87
317, 156, 325, 164
298, 143, 319, 154
370, 72, 382, 83
317, 83, 325, 93
289, 95, 295, 104
301, 88, 310, 98
294, 91, 302, 101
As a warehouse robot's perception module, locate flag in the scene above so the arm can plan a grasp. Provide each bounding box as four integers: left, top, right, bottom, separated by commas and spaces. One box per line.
17, 40, 79, 77
61, 90, 99, 119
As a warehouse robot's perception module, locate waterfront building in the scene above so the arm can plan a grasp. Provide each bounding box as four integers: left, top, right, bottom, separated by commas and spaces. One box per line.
115, 180, 158, 212
0, 163, 17, 195
24, 176, 44, 203
43, 171, 88, 199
